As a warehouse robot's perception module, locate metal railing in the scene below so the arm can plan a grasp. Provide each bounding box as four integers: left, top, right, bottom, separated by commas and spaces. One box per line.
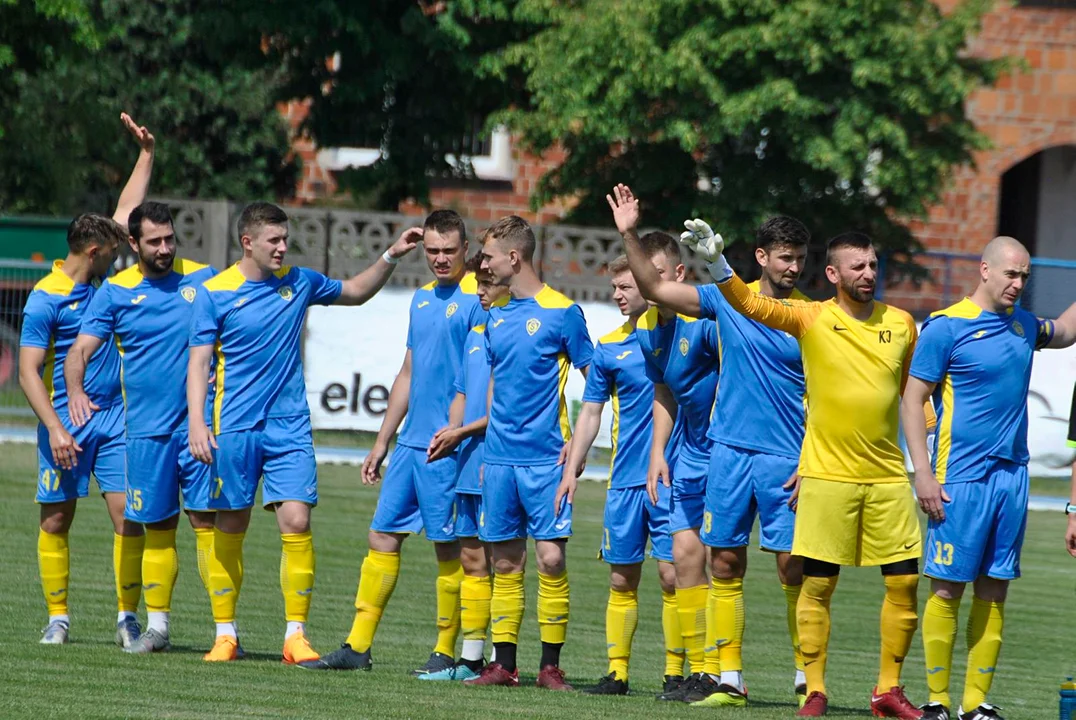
0, 260, 53, 418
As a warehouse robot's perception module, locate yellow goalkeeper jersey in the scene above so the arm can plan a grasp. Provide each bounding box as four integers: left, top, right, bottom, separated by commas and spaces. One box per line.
718, 273, 928, 484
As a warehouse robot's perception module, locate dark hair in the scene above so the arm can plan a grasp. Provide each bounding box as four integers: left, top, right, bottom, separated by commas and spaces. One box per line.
639, 231, 681, 263
608, 254, 630, 275
487, 215, 536, 262
465, 252, 484, 274
826, 231, 873, 265
756, 216, 810, 252
128, 202, 174, 242
67, 213, 127, 253
424, 209, 467, 244
237, 201, 289, 238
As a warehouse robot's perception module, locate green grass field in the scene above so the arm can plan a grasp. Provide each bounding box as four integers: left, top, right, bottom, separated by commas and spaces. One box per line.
1, 441, 1073, 719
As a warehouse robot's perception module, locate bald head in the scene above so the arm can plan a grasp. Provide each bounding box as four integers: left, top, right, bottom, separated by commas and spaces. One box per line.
974, 235, 1031, 311
982, 236, 1029, 266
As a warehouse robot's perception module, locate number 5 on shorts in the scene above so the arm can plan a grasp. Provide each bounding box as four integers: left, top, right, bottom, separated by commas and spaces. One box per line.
127, 488, 143, 511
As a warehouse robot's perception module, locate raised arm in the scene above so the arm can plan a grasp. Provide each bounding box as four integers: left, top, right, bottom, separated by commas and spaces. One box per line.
717, 272, 813, 337
1045, 303, 1076, 349
336, 227, 422, 306
64, 333, 106, 427
607, 184, 702, 316
112, 113, 155, 229
361, 349, 412, 484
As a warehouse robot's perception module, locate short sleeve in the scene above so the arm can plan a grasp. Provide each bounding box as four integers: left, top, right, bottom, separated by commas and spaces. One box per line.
561, 304, 593, 369
484, 322, 494, 366
702, 319, 720, 363
406, 304, 415, 350
189, 287, 221, 347
1036, 317, 1055, 351
80, 283, 115, 339
908, 316, 953, 384
696, 284, 723, 321
299, 267, 343, 306
581, 347, 612, 403
20, 292, 56, 349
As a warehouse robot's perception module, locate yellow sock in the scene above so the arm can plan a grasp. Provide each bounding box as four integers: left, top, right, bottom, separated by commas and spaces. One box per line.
606, 588, 638, 680
460, 574, 492, 641
143, 528, 179, 613
114, 532, 145, 613
208, 528, 245, 624
782, 583, 805, 671
878, 573, 919, 690
677, 584, 708, 674
193, 527, 214, 595
38, 530, 70, 617
346, 550, 400, 652
491, 571, 525, 644
280, 532, 315, 624
537, 571, 569, 645
963, 598, 1004, 711
922, 593, 961, 708
661, 589, 686, 677
798, 575, 838, 696
703, 583, 721, 676
433, 559, 463, 657
711, 577, 744, 673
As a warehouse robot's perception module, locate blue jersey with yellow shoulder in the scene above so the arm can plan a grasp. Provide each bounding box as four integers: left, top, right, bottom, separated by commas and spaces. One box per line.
698, 282, 806, 458
485, 285, 593, 466
583, 322, 655, 489
635, 306, 719, 465
81, 259, 217, 438
453, 314, 491, 493
398, 273, 483, 449
189, 263, 342, 434
20, 261, 121, 415
910, 297, 1053, 484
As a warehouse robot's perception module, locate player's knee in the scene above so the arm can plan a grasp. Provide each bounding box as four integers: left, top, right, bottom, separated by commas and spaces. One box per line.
710, 547, 746, 579
880, 558, 918, 577
803, 558, 841, 578
534, 540, 566, 575
217, 508, 252, 534
657, 561, 677, 593
972, 576, 1009, 603
187, 510, 216, 531
367, 530, 403, 553
930, 578, 965, 601
609, 565, 641, 592
776, 552, 804, 586
433, 539, 461, 563
148, 514, 180, 532
39, 501, 76, 534
459, 542, 489, 576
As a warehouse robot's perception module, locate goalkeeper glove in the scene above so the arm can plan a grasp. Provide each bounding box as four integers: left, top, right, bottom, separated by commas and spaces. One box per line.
679, 218, 732, 282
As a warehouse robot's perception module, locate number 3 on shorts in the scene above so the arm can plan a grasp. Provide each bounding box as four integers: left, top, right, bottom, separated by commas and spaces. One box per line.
933, 541, 954, 566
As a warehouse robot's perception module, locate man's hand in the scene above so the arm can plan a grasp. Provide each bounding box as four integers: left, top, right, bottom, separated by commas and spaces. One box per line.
387, 227, 423, 261
647, 456, 671, 505
605, 183, 640, 235
189, 423, 217, 465
121, 112, 155, 153
1067, 515, 1076, 558
915, 469, 950, 523
554, 468, 578, 517
784, 473, 802, 512
67, 391, 99, 428
362, 442, 389, 485
679, 219, 725, 263
49, 425, 81, 471
427, 425, 461, 463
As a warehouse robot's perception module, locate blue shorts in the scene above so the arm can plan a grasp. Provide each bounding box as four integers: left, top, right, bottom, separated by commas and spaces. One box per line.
211, 415, 317, 511
455, 493, 482, 539
925, 460, 1028, 583
702, 442, 799, 552
36, 403, 125, 504
670, 451, 707, 534
370, 444, 457, 542
125, 430, 213, 523
480, 463, 570, 542
600, 483, 673, 565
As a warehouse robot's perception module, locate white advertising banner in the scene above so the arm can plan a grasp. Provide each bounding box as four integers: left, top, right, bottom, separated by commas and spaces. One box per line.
304, 290, 1076, 476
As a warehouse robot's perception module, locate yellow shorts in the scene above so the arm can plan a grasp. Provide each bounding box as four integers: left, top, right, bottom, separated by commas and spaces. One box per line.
792, 476, 922, 567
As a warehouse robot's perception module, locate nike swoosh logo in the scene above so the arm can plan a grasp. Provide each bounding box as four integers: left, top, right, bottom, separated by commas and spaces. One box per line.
417, 301, 430, 308
213, 587, 234, 596
296, 589, 313, 596
833, 325, 848, 332
131, 294, 147, 305
616, 350, 633, 360
904, 541, 920, 549
49, 588, 67, 596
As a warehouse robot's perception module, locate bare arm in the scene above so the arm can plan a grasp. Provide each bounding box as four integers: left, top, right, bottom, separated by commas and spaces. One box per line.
901, 375, 948, 522
361, 350, 412, 483
20, 346, 81, 470
1046, 303, 1076, 348
555, 401, 604, 511
427, 391, 489, 462
64, 334, 105, 427
187, 344, 217, 464
112, 113, 155, 228
647, 383, 677, 504
336, 227, 422, 306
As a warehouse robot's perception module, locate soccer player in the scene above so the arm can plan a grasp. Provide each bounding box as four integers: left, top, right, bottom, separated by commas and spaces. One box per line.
554, 254, 682, 696
22, 113, 155, 647
421, 252, 511, 680
187, 202, 420, 664
903, 236, 1076, 720
65, 200, 217, 654
462, 215, 593, 690
609, 184, 811, 708
304, 210, 482, 674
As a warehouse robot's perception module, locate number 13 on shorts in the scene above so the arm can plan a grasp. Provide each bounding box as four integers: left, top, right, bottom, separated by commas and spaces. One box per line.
933, 541, 954, 566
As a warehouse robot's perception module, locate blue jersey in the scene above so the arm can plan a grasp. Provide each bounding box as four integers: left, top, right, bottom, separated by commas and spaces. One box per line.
485, 285, 593, 466
583, 323, 654, 489
20, 261, 122, 415
635, 306, 719, 466
453, 318, 492, 493
910, 298, 1053, 484
80, 259, 217, 438
398, 274, 483, 449
698, 283, 806, 458
189, 264, 342, 434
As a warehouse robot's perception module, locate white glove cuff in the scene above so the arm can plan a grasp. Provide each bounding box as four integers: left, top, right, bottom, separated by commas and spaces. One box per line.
706, 255, 733, 283
382, 250, 400, 265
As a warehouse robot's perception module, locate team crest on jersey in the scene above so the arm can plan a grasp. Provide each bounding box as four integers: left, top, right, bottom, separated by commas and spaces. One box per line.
679, 337, 689, 356
1011, 321, 1024, 337
181, 287, 197, 303
526, 318, 541, 336
278, 286, 294, 302
446, 302, 459, 318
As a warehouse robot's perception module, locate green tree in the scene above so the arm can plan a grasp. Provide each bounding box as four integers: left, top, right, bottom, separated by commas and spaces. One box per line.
485, 0, 1007, 274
